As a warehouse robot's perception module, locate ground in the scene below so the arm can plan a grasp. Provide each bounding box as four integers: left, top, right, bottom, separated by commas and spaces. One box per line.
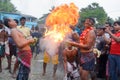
0, 52, 107, 80
0, 52, 64, 80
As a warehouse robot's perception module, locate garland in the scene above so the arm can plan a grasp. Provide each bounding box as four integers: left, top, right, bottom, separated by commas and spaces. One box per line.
80, 27, 94, 44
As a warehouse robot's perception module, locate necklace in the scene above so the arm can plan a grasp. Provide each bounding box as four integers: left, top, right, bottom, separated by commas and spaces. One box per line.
80, 27, 93, 44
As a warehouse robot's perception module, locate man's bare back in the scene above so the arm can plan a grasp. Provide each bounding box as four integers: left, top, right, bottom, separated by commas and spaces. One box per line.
63, 47, 78, 63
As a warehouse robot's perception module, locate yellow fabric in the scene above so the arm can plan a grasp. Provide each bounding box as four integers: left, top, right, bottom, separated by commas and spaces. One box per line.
17, 26, 31, 38
93, 48, 101, 58
43, 51, 59, 64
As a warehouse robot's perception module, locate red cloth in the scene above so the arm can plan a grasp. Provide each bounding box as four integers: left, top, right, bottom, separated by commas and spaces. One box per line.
110, 32, 120, 55
17, 50, 32, 68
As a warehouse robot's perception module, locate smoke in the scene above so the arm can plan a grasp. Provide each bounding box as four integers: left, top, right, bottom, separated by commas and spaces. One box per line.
40, 36, 61, 56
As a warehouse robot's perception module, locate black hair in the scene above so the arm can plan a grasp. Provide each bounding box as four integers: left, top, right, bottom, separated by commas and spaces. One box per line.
20, 17, 26, 21
88, 18, 95, 25
4, 18, 10, 28
96, 25, 106, 30
113, 21, 120, 26
35, 26, 39, 30
0, 20, 3, 24
105, 22, 112, 27
14, 19, 19, 25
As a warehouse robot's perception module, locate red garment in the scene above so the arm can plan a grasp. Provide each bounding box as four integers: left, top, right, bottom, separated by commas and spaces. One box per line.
17, 50, 32, 68
110, 32, 120, 55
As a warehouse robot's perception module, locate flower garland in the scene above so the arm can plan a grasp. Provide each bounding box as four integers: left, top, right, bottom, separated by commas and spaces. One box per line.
80, 27, 94, 44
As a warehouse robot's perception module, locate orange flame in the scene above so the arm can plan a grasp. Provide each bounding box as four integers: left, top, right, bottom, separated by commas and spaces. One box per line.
45, 3, 79, 42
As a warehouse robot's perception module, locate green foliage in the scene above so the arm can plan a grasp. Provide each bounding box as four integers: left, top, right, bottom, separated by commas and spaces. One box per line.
114, 17, 120, 21
0, 0, 16, 12
79, 2, 108, 26
106, 17, 114, 25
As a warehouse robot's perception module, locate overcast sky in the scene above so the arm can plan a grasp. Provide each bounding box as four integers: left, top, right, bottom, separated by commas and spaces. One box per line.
11, 0, 120, 20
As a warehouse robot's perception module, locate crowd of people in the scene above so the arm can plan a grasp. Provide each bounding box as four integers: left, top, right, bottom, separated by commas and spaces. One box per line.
0, 17, 120, 80
63, 18, 120, 80
0, 17, 41, 80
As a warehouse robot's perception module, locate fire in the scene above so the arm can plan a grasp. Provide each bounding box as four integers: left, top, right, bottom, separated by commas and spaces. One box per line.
45, 3, 79, 43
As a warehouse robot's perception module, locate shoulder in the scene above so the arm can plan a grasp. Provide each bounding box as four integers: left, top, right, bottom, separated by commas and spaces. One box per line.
88, 30, 96, 36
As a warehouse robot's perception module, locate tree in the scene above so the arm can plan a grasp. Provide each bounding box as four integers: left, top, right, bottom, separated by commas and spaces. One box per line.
0, 0, 17, 12
79, 2, 108, 26
107, 17, 114, 25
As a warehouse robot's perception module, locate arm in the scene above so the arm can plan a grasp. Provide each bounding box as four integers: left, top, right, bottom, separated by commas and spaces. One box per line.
103, 34, 111, 44
109, 32, 120, 42
11, 30, 34, 48
105, 28, 120, 43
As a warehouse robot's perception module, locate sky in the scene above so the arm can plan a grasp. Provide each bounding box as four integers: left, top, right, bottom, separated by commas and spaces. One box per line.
11, 0, 120, 20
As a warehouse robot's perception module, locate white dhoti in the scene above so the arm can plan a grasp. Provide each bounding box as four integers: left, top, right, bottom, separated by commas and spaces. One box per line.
67, 62, 80, 78
67, 62, 77, 72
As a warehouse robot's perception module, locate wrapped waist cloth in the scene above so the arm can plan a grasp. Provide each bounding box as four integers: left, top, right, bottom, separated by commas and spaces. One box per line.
17, 50, 32, 68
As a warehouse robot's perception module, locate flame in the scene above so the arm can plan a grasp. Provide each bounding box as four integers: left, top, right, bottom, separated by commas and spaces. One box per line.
45, 3, 79, 43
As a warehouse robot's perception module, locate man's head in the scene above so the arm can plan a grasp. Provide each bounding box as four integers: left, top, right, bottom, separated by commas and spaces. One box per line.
84, 18, 95, 28
0, 20, 4, 29
105, 22, 112, 27
14, 19, 19, 25
96, 25, 105, 36
4, 18, 17, 28
20, 17, 26, 26
113, 21, 120, 31
105, 22, 112, 30
67, 43, 72, 49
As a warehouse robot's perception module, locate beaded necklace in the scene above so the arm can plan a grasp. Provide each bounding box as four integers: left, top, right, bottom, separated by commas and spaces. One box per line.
80, 27, 94, 44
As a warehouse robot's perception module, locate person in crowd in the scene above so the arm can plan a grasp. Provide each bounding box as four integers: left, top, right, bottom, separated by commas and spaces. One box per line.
31, 26, 41, 58
30, 26, 35, 54
104, 22, 113, 80
67, 18, 96, 80
105, 22, 114, 33
105, 21, 120, 80
63, 43, 80, 80
94, 25, 109, 79
12, 17, 31, 78
42, 51, 59, 77
4, 18, 34, 80
6, 19, 18, 74
0, 20, 9, 72
17, 17, 31, 38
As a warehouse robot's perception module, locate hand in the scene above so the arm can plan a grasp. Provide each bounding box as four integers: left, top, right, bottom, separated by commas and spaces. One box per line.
65, 40, 73, 46
33, 37, 38, 42
29, 38, 35, 43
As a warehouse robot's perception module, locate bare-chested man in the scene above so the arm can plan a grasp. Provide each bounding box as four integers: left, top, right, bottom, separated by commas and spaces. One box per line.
63, 43, 80, 79
68, 18, 96, 80
0, 20, 8, 72
4, 18, 34, 80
